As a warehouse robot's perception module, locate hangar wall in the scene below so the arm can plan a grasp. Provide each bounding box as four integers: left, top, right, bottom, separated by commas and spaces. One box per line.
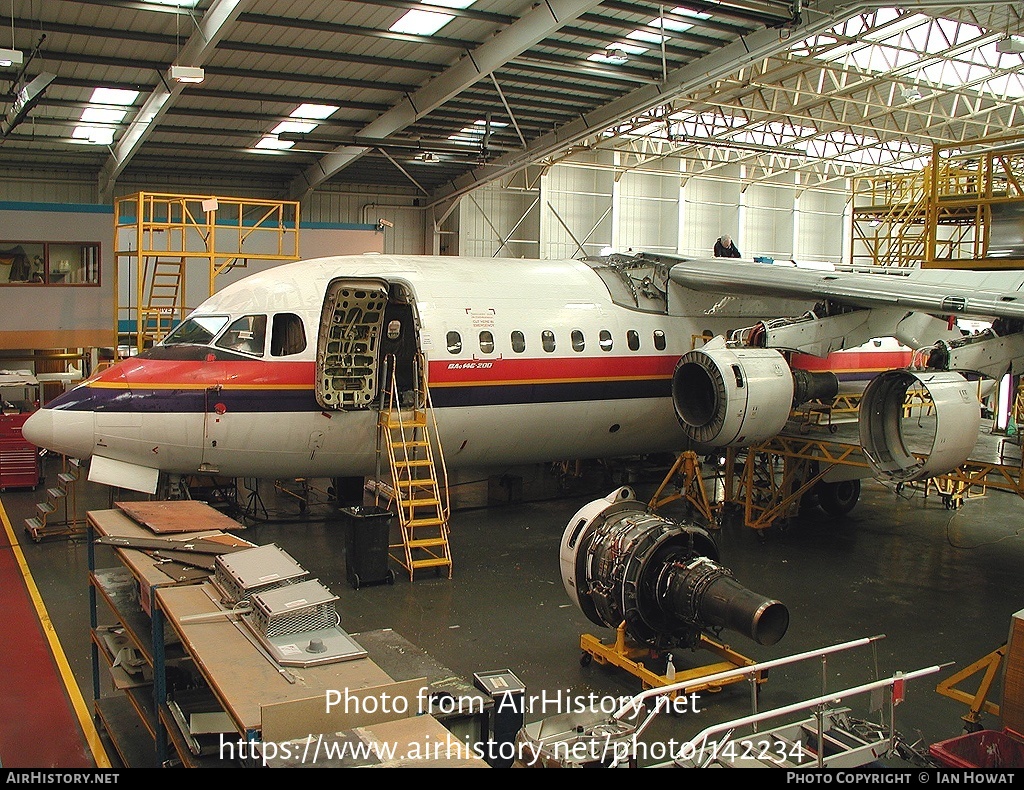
459, 158, 849, 264
0, 199, 382, 353
0, 151, 850, 271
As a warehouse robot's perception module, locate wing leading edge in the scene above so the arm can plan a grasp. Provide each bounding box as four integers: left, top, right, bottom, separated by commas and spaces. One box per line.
667, 258, 1024, 322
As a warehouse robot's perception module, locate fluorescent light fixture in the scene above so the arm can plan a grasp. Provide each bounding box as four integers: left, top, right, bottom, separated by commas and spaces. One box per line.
0, 48, 22, 68
996, 36, 1024, 54
169, 65, 205, 83
1, 72, 56, 137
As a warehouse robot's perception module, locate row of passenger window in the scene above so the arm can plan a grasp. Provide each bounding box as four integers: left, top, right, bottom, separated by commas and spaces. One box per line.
446, 328, 668, 355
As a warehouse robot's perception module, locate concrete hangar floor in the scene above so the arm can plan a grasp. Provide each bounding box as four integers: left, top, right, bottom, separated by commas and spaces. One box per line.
2, 451, 1023, 769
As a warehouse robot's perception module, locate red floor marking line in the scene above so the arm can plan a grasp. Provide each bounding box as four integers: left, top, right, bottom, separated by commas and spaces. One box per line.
0, 501, 100, 768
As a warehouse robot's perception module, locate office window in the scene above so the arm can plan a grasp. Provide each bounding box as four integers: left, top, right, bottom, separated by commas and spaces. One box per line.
0, 241, 100, 285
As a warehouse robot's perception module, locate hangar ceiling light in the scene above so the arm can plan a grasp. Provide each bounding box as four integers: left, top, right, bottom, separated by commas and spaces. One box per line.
0, 47, 22, 68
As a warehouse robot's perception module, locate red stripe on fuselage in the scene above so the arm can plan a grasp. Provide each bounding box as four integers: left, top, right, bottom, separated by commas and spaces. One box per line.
91, 357, 314, 387
88, 355, 681, 389
790, 350, 911, 373
85, 348, 907, 391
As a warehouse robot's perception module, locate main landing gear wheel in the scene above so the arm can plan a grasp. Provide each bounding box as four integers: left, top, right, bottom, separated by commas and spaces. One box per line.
816, 479, 861, 517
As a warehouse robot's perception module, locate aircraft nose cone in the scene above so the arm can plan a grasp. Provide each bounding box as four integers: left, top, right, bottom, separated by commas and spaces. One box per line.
22, 407, 94, 459
22, 408, 52, 449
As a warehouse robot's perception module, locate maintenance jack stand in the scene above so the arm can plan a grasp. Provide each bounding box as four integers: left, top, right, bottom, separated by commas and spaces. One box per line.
579, 621, 766, 700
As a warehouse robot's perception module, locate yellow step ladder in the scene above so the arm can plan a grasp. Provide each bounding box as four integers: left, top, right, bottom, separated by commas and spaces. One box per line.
377, 354, 452, 581
140, 257, 186, 347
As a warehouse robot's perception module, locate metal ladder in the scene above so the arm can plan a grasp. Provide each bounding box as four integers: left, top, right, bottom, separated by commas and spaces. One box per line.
376, 354, 452, 580
25, 456, 86, 542
139, 257, 186, 348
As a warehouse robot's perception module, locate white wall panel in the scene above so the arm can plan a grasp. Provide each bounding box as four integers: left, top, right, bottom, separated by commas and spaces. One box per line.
745, 179, 797, 261
459, 182, 540, 259
617, 157, 680, 254
795, 188, 848, 264
681, 168, 743, 257
542, 153, 615, 259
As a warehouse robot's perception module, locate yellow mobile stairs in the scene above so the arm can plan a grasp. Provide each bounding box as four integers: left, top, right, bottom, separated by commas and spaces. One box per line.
375, 353, 453, 581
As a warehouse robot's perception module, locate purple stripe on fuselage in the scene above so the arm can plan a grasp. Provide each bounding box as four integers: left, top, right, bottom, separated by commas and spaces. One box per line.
45, 378, 672, 413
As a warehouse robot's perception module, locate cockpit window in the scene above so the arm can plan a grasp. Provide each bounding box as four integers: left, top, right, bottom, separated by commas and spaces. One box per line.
216, 314, 267, 356
162, 315, 229, 346
271, 313, 306, 356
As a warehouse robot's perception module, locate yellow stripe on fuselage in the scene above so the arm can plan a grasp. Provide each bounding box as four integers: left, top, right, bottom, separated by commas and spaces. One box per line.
86, 381, 311, 390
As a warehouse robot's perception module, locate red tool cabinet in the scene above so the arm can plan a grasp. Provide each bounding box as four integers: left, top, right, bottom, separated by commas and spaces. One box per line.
0, 374, 42, 491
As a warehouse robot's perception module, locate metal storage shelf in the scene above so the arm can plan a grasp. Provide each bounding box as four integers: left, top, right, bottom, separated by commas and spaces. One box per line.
86, 505, 251, 768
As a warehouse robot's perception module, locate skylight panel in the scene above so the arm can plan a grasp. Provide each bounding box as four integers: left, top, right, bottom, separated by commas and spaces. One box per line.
978, 72, 1024, 100
627, 29, 665, 45
141, 0, 200, 6
390, 1, 475, 36
271, 120, 317, 135
72, 87, 139, 145
81, 107, 127, 124
292, 104, 338, 120
72, 127, 115, 145
91, 87, 139, 106
255, 137, 294, 150
390, 9, 453, 36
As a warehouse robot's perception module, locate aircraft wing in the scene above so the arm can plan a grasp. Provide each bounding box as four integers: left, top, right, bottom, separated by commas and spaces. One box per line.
667, 258, 1024, 321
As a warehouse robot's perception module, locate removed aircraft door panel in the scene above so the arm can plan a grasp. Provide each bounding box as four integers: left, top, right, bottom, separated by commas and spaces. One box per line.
316, 278, 389, 410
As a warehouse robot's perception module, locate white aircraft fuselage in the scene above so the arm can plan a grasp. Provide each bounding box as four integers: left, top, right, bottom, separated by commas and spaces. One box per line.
25, 252, 951, 489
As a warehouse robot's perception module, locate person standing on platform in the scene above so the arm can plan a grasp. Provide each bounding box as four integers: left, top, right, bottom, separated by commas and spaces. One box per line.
714, 234, 741, 258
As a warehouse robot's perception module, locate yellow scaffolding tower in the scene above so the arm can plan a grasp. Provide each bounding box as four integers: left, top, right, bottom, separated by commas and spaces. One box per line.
852, 131, 1024, 271
113, 192, 300, 357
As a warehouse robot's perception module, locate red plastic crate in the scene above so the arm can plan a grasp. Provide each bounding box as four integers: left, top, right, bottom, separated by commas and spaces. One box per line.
929, 728, 1024, 769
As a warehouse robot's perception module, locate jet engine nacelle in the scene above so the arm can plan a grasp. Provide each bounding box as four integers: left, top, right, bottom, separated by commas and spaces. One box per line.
671, 341, 837, 447
859, 368, 981, 483
560, 487, 789, 650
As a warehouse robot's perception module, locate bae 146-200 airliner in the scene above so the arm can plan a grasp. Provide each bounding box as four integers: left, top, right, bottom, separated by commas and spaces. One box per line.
21, 251, 1024, 513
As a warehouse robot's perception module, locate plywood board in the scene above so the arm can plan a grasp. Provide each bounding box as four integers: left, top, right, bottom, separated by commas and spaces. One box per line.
116, 500, 245, 534
156, 583, 394, 733
260, 678, 424, 744
1002, 609, 1024, 733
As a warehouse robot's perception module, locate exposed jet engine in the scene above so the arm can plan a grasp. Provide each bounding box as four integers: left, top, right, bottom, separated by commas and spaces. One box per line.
672, 337, 982, 483
671, 337, 838, 447
560, 487, 789, 650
